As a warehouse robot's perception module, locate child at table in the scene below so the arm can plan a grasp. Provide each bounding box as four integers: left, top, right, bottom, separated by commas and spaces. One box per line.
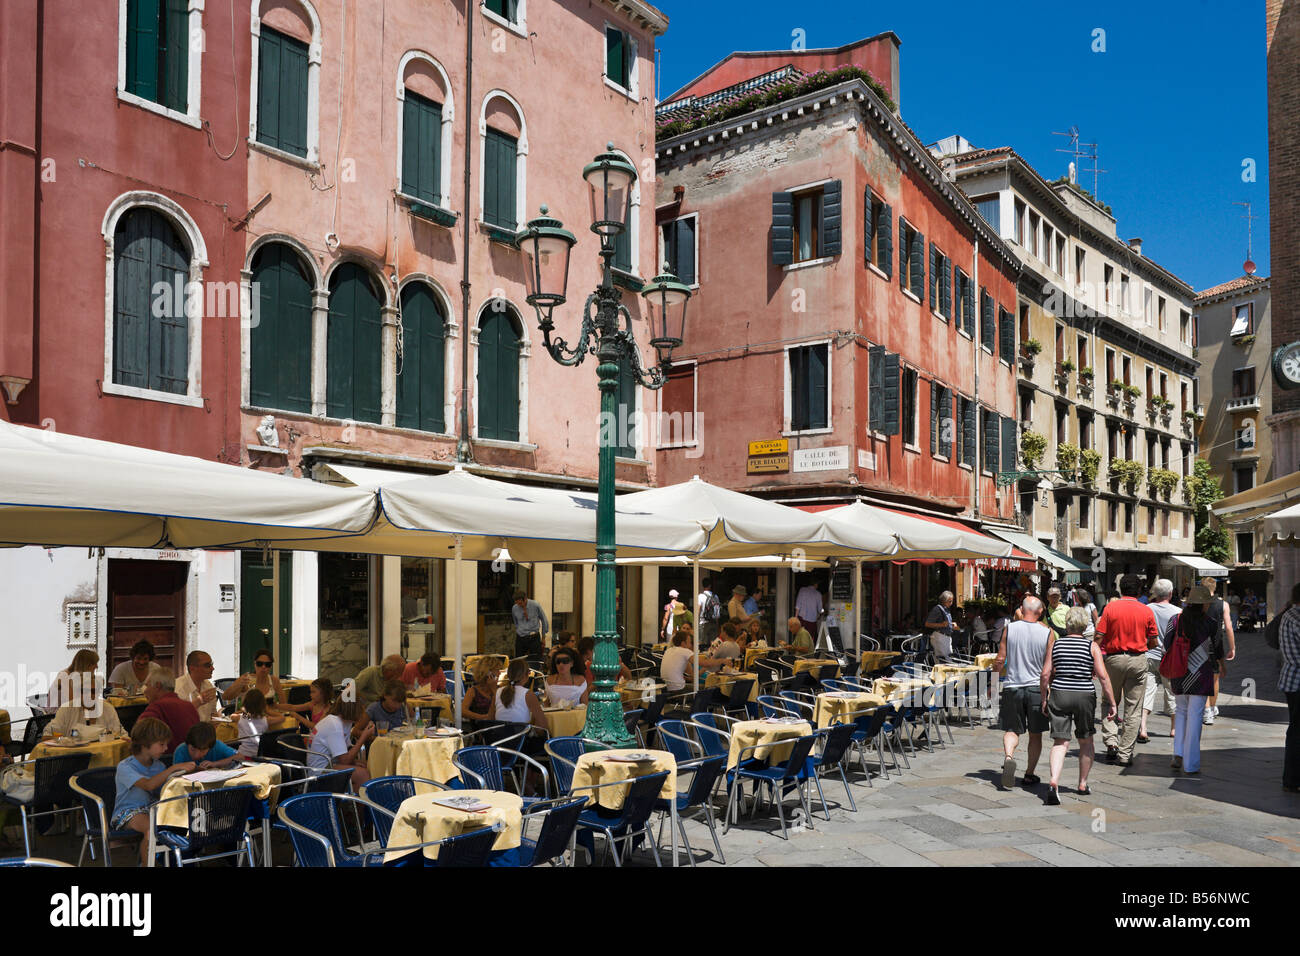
172, 721, 238, 770
309, 698, 374, 791
358, 680, 409, 735
114, 717, 196, 865
292, 677, 334, 732
231, 689, 269, 760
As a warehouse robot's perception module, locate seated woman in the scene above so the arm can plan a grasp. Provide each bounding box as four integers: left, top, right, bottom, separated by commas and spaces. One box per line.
494, 659, 548, 750
173, 721, 238, 770
357, 680, 409, 736
460, 660, 498, 725
309, 698, 373, 789
231, 649, 287, 717
46, 672, 122, 738
577, 636, 631, 686
50, 649, 100, 709
108, 640, 163, 696
292, 677, 335, 732
545, 648, 590, 706
230, 689, 269, 760
113, 717, 196, 866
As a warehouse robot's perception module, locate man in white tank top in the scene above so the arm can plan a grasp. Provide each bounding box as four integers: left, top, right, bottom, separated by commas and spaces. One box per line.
993, 596, 1051, 790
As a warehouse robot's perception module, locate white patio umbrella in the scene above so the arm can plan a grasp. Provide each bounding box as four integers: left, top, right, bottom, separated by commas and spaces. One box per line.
1262, 501, 1300, 541
817, 501, 1013, 560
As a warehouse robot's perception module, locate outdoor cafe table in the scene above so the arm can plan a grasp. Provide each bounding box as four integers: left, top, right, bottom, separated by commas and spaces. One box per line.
152, 761, 281, 866
31, 733, 131, 769
975, 653, 1002, 672
872, 677, 930, 699
543, 705, 586, 738
726, 718, 812, 770
406, 692, 453, 722
743, 646, 777, 669
932, 663, 981, 684
794, 658, 840, 677
619, 680, 666, 706
213, 712, 299, 745
368, 728, 463, 782
105, 694, 147, 709
706, 670, 759, 702
571, 749, 676, 810
384, 790, 523, 864
860, 650, 902, 672
814, 691, 886, 729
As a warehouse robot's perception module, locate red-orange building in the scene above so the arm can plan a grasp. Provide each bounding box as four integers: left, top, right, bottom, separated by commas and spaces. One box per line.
653, 37, 1025, 622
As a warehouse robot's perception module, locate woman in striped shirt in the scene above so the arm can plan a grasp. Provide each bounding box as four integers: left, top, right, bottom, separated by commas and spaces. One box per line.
1040, 606, 1117, 805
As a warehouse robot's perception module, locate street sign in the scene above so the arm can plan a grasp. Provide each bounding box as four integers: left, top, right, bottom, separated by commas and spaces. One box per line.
746, 454, 790, 474
748, 438, 788, 457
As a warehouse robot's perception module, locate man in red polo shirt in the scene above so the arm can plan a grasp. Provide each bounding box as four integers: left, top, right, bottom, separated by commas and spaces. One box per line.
139, 673, 201, 754
1095, 574, 1158, 766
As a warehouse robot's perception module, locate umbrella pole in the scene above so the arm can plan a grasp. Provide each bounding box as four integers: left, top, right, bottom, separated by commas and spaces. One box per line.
854, 559, 863, 660
453, 534, 463, 731
692, 556, 700, 693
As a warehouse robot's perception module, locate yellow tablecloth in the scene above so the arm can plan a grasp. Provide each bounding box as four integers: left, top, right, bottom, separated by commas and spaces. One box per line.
932, 664, 980, 684
405, 693, 453, 719
814, 692, 885, 728
155, 762, 281, 829
860, 651, 901, 672
619, 681, 666, 706
571, 750, 676, 810
544, 706, 586, 738
389, 732, 464, 783
384, 790, 522, 863
872, 677, 930, 699
794, 658, 840, 677
32, 735, 130, 769
726, 719, 812, 770
706, 671, 759, 702
743, 646, 777, 669
213, 713, 299, 745
105, 695, 147, 709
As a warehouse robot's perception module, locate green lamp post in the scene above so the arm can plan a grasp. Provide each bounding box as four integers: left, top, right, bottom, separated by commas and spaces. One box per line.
516, 145, 692, 748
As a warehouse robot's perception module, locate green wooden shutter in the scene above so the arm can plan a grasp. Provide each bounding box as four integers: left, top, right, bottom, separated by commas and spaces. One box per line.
981, 288, 995, 350
478, 309, 520, 441
771, 192, 793, 265
402, 92, 443, 205
999, 306, 1014, 364
161, 0, 189, 112
113, 209, 190, 395
613, 218, 632, 273
113, 211, 153, 389
868, 345, 884, 432
126, 0, 161, 103
1001, 416, 1018, 475
928, 243, 938, 310
878, 202, 893, 279
962, 397, 976, 467
882, 351, 900, 436
983, 410, 1000, 473
965, 275, 976, 337
673, 218, 696, 285
484, 129, 518, 229
940, 256, 950, 318
606, 27, 627, 87
259, 28, 308, 157
929, 381, 939, 456
397, 284, 446, 432
939, 387, 953, 458
808, 345, 828, 429
256, 29, 281, 149
251, 244, 312, 413
327, 264, 382, 424
863, 191, 875, 267
910, 229, 924, 298
898, 220, 908, 290
821, 180, 842, 256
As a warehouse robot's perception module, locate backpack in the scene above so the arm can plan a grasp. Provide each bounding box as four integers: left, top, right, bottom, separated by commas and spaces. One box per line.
1159, 612, 1189, 680
701, 590, 721, 622
1265, 606, 1288, 650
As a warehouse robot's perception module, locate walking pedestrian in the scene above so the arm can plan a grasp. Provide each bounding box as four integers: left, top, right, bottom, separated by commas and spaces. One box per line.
1095, 574, 1159, 766
1140, 579, 1179, 742
660, 588, 691, 640
993, 596, 1051, 790
1040, 606, 1116, 803
1168, 586, 1225, 774
1275, 583, 1300, 793
1200, 578, 1236, 726
794, 577, 824, 635
925, 591, 956, 661
696, 579, 722, 647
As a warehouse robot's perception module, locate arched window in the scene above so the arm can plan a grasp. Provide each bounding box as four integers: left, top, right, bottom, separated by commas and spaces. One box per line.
326, 263, 383, 424
398, 53, 454, 209
479, 92, 527, 232
251, 0, 321, 162
111, 207, 191, 395
477, 306, 522, 441
250, 242, 313, 412
396, 282, 447, 433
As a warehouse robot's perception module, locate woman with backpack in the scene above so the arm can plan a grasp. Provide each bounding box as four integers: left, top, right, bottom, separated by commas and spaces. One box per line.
1162, 585, 1226, 774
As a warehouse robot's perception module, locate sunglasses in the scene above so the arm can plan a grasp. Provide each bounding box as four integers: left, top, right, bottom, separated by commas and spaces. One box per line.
255, 660, 273, 668
554, 658, 574, 666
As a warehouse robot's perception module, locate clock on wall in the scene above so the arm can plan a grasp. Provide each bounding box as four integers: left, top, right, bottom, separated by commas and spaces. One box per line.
1273, 342, 1300, 390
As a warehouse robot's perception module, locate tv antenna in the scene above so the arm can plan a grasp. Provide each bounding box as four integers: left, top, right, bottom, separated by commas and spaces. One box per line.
1234, 200, 1259, 274
1053, 127, 1107, 198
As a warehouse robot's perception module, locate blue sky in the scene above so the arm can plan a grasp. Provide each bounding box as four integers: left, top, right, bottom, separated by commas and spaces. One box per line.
653, 0, 1269, 292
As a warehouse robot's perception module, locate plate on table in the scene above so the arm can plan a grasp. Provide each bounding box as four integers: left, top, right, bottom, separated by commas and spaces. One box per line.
606, 752, 656, 763
827, 691, 862, 699
431, 795, 491, 813
762, 717, 803, 725
428, 728, 459, 738
42, 738, 89, 749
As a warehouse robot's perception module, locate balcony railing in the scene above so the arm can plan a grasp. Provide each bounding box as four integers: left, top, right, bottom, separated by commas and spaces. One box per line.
1226, 395, 1261, 413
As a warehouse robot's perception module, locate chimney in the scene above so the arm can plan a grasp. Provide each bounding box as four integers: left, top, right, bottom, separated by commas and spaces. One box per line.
1128, 237, 1143, 256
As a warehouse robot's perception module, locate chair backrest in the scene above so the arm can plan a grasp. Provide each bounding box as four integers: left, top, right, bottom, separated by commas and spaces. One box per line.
304, 767, 355, 796
286, 684, 312, 706
0, 857, 73, 867
689, 688, 715, 714
777, 691, 814, 719
818, 722, 857, 765
641, 695, 665, 726
33, 753, 93, 808
724, 679, 754, 708
214, 678, 237, 694
435, 823, 502, 867
679, 755, 726, 807
523, 796, 587, 866
180, 785, 256, 853
787, 671, 815, 694
654, 720, 698, 764
687, 715, 731, 758
453, 746, 506, 791
615, 770, 670, 833
259, 728, 297, 758
21, 713, 56, 753
776, 735, 817, 779
544, 737, 589, 794
820, 679, 848, 692
277, 793, 348, 867
358, 775, 418, 843
841, 658, 860, 678
817, 664, 839, 683
70, 767, 118, 834
756, 695, 793, 720
622, 709, 644, 735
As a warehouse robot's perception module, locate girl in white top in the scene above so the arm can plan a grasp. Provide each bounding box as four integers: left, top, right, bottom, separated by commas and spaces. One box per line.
233, 689, 269, 759
494, 659, 548, 731
544, 649, 589, 705
308, 698, 374, 787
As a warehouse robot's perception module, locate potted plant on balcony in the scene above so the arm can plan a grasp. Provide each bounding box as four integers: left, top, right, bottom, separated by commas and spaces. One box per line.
1109, 458, 1144, 494
1234, 333, 1257, 348
1020, 430, 1047, 469
1152, 395, 1174, 425
1147, 466, 1179, 501
1019, 339, 1042, 373
1055, 358, 1074, 391
1056, 441, 1080, 482
1077, 366, 1094, 399
1079, 448, 1101, 487
1122, 383, 1141, 415
1107, 378, 1125, 407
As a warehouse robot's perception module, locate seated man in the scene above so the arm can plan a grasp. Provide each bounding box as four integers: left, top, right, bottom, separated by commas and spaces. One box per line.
659, 631, 697, 693
353, 654, 406, 707
138, 674, 201, 754
175, 649, 238, 721
781, 617, 814, 657
401, 652, 447, 694
708, 622, 744, 668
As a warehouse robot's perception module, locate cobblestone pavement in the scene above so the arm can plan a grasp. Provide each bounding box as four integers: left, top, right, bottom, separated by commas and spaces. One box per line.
7, 634, 1297, 867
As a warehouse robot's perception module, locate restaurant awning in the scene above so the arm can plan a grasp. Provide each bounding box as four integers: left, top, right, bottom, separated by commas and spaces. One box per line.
801, 502, 1013, 560
984, 528, 1092, 580
1165, 554, 1231, 578
1212, 470, 1300, 520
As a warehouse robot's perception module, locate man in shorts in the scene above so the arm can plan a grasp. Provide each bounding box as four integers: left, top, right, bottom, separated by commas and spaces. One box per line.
993, 596, 1051, 789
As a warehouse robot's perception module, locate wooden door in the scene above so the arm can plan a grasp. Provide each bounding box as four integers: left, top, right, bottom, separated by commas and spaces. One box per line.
107, 559, 187, 676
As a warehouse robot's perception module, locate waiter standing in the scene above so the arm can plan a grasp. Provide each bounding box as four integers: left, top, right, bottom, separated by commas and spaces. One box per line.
511, 588, 549, 660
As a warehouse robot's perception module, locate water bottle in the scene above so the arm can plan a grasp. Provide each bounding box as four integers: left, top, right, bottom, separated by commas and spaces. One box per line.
414, 713, 425, 738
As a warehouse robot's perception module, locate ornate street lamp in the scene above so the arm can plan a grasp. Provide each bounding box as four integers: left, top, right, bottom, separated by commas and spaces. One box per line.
517, 145, 693, 747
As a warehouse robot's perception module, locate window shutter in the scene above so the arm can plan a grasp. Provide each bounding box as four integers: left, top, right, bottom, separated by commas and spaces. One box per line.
809, 345, 829, 429
606, 27, 626, 87
940, 256, 950, 318
962, 397, 976, 467
863, 190, 875, 267
112, 211, 152, 389
258, 28, 309, 157
940, 387, 953, 458
327, 265, 382, 424
928, 243, 938, 310
402, 92, 442, 205
674, 218, 696, 285
983, 410, 1000, 474
484, 130, 518, 229
126, 0, 161, 102
898, 219, 907, 290
965, 276, 976, 336
251, 244, 312, 413
882, 351, 900, 436
479, 310, 520, 441
929, 382, 939, 456
868, 345, 884, 432
1001, 416, 1018, 476
821, 180, 842, 256
981, 289, 995, 350
999, 306, 1014, 364
910, 229, 924, 298
114, 209, 189, 396
613, 218, 632, 273
878, 203, 893, 279
397, 284, 446, 433
256, 30, 281, 149
952, 265, 960, 327
161, 0, 189, 112
771, 192, 794, 265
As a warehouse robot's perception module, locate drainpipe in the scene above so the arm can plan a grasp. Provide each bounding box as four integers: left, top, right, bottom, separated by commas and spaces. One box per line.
456, 6, 475, 463
972, 237, 980, 519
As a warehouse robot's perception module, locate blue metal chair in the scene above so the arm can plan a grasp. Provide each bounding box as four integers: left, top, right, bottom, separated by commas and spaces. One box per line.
0, 752, 92, 856
572, 770, 670, 867
69, 767, 141, 866
778, 690, 817, 721
358, 775, 448, 844
452, 745, 550, 804
622, 709, 645, 747
654, 754, 727, 866
543, 737, 609, 795
0, 857, 72, 866
756, 695, 799, 720
653, 719, 698, 765
151, 784, 257, 867
807, 722, 858, 816
518, 795, 588, 867
725, 733, 817, 840
721, 678, 755, 718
